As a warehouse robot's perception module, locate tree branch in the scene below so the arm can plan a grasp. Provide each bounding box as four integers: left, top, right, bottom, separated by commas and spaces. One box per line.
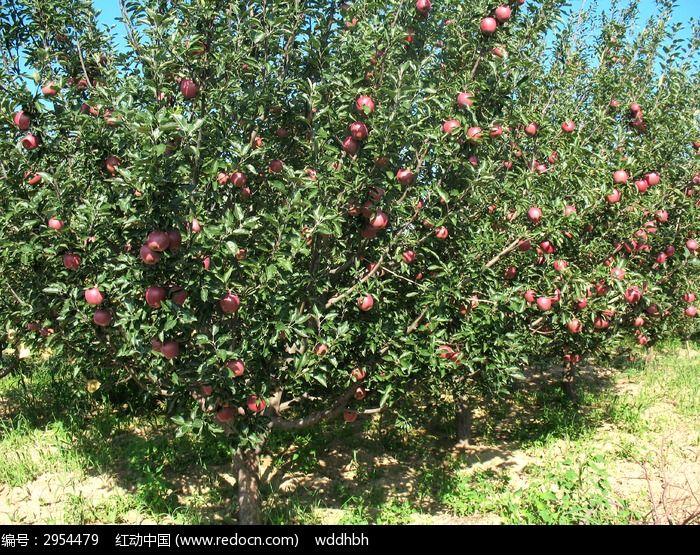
269, 382, 361, 430
484, 237, 522, 269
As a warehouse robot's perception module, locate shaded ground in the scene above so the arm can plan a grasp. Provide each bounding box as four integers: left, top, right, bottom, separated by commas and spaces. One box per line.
0, 343, 698, 524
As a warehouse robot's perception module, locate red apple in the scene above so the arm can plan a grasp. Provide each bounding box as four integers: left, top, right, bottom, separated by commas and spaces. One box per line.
567, 319, 582, 334
687, 239, 698, 252
629, 102, 642, 114
553, 260, 568, 273
504, 266, 518, 280
524, 290, 536, 304
230, 171, 247, 187
226, 359, 246, 377
217, 172, 229, 185
396, 168, 415, 186
564, 205, 577, 216
139, 244, 161, 264
343, 410, 358, 423
220, 292, 241, 313
104, 156, 120, 175
606, 189, 621, 204
624, 286, 642, 304
457, 91, 474, 108
480, 17, 497, 34
48, 217, 63, 230
561, 120, 575, 133
170, 287, 188, 305
269, 159, 284, 173
645, 172, 660, 186
435, 226, 448, 240
518, 239, 531, 251
466, 126, 482, 141
369, 210, 389, 229
167, 229, 182, 251
190, 217, 202, 234
351, 367, 366, 380
63, 253, 81, 270
203, 256, 211, 270
342, 136, 360, 155
41, 82, 59, 96
682, 292, 696, 303
361, 226, 377, 239
349, 121, 369, 140
146, 230, 170, 252
594, 317, 610, 330
575, 297, 587, 310
93, 309, 111, 327
685, 306, 698, 318
634, 316, 645, 327
21, 134, 39, 150
84, 287, 104, 305
356, 95, 375, 114
655, 210, 669, 224
13, 111, 31, 130
179, 79, 199, 99
612, 170, 628, 184
494, 5, 512, 22
656, 252, 667, 264
151, 338, 162, 352
490, 124, 503, 137
524, 122, 539, 137
402, 250, 416, 264
634, 179, 649, 193
610, 267, 625, 280
536, 297, 552, 311
358, 294, 374, 311
539, 240, 555, 254
145, 286, 167, 308
527, 206, 542, 223
442, 119, 461, 134
216, 406, 235, 424
247, 395, 266, 413
161, 340, 180, 359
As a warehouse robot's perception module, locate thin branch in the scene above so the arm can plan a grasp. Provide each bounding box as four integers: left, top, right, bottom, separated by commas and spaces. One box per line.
325, 253, 384, 309
75, 38, 92, 88
269, 382, 361, 430
484, 237, 522, 269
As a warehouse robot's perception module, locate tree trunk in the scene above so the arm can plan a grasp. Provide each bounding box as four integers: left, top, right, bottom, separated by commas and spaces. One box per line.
455, 399, 473, 444
233, 448, 262, 525
562, 363, 577, 403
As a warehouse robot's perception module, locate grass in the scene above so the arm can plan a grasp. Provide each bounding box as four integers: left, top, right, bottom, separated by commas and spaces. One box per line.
1, 341, 699, 524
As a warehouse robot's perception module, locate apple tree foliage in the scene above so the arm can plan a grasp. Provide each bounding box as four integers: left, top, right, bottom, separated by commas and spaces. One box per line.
1, 0, 699, 522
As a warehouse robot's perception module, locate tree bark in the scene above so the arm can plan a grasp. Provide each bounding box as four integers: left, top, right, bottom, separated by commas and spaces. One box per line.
233, 448, 262, 525
455, 399, 473, 444
562, 364, 577, 403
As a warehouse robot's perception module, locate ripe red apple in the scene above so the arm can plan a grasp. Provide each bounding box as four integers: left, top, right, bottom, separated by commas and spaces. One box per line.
655, 210, 669, 224
466, 126, 482, 141
354, 386, 367, 400
63, 252, 81, 270
101, 157, 122, 178
13, 111, 31, 130
536, 297, 552, 311
624, 286, 642, 304
606, 189, 621, 204
524, 290, 536, 304
369, 210, 389, 230
457, 91, 474, 108
342, 136, 360, 155
179, 79, 199, 99
356, 95, 375, 114
527, 206, 542, 223
247, 395, 266, 413
442, 119, 461, 134
41, 82, 59, 96
610, 267, 625, 280
518, 239, 531, 252
361, 226, 377, 239
594, 317, 610, 330
504, 266, 517, 280
612, 170, 628, 184
216, 406, 235, 424
139, 244, 161, 265
402, 250, 416, 264
629, 102, 642, 114
190, 217, 202, 234
200, 385, 214, 397
575, 297, 587, 310
561, 120, 575, 133
682, 292, 696, 303
145, 286, 167, 308
47, 217, 63, 230
539, 240, 555, 254
226, 359, 246, 377
563, 205, 577, 217
275, 127, 290, 138
685, 306, 698, 318
343, 410, 358, 423
21, 134, 39, 150
494, 5, 512, 22
220, 292, 241, 313
170, 287, 188, 305
269, 159, 284, 173
415, 0, 432, 15
161, 340, 180, 360
351, 367, 367, 380
522, 122, 539, 137
146, 230, 170, 252
637, 335, 650, 346
396, 168, 415, 186
151, 338, 162, 352
634, 179, 649, 193
350, 121, 369, 140
166, 229, 182, 251
656, 252, 667, 264
687, 239, 698, 252
26, 172, 42, 185
217, 172, 229, 185
92, 309, 111, 327
634, 316, 645, 327
230, 171, 247, 188
480, 17, 497, 34
567, 319, 582, 334
553, 260, 568, 273
84, 287, 104, 305
358, 294, 374, 311
491, 46, 506, 58
645, 172, 660, 186
435, 226, 448, 240
489, 124, 503, 138
609, 98, 620, 108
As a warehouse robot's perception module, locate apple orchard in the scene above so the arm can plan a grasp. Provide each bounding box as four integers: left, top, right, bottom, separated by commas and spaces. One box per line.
1, 0, 699, 523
